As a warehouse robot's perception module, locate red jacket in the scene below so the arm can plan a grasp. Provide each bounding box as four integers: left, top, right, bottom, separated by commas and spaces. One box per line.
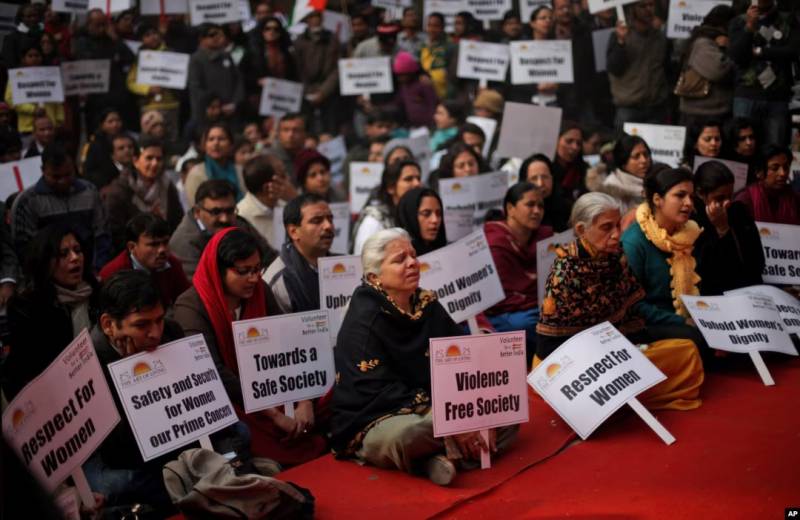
99, 251, 191, 307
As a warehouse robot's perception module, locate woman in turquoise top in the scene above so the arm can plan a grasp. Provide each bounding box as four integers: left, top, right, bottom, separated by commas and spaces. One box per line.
430, 100, 463, 152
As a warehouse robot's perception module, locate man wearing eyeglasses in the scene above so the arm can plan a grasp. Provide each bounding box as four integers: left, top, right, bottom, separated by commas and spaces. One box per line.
169, 179, 275, 280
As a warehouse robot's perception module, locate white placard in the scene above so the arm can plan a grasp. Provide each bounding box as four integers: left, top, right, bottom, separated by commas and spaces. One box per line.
272, 205, 286, 250
338, 57, 393, 96
444, 207, 475, 242
465, 116, 497, 159
0, 156, 42, 201
329, 202, 351, 255
323, 10, 353, 45
373, 0, 412, 8
510, 40, 574, 85
430, 331, 529, 438
89, 0, 130, 12
8, 67, 65, 104
61, 60, 110, 97
319, 255, 363, 344
424, 0, 462, 32
140, 0, 189, 15
528, 322, 667, 439
536, 229, 576, 308
349, 162, 383, 214
495, 102, 562, 160
136, 50, 190, 90
52, 0, 89, 13
418, 229, 506, 323
520, 0, 552, 24
755, 222, 800, 285
2, 330, 120, 491
588, 0, 637, 14
107, 335, 238, 461
317, 135, 347, 177
457, 40, 509, 83
592, 28, 614, 73
667, 0, 731, 40
623, 123, 686, 168
466, 0, 512, 21
232, 311, 335, 413
725, 285, 800, 336
693, 156, 747, 194
439, 171, 508, 230
189, 0, 242, 26
259, 78, 304, 117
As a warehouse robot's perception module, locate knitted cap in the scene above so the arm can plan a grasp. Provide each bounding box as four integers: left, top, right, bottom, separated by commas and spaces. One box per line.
473, 89, 504, 116
393, 51, 419, 75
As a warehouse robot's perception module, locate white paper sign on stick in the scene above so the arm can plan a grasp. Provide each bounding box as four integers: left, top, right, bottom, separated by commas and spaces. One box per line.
338, 57, 393, 96
520, 0, 552, 24
0, 156, 41, 201
329, 202, 351, 255
61, 60, 110, 97
418, 229, 506, 323
140, 0, 189, 15
495, 103, 562, 160
317, 135, 347, 177
587, 0, 637, 14
457, 40, 509, 83
348, 162, 383, 214
623, 123, 686, 168
319, 256, 363, 344
510, 40, 574, 85
9, 67, 65, 103
667, 0, 731, 40
536, 229, 576, 308
2, 330, 120, 491
465, 116, 497, 159
466, 0, 512, 21
754, 222, 800, 285
430, 331, 529, 437
136, 50, 190, 89
693, 156, 747, 194
189, 0, 242, 25
528, 322, 669, 440
107, 335, 238, 461
439, 171, 508, 229
232, 311, 335, 413
259, 78, 303, 117
592, 28, 614, 73
725, 285, 800, 336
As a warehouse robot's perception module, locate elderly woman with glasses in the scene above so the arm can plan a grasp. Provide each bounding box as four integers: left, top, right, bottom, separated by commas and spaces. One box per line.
174, 228, 327, 466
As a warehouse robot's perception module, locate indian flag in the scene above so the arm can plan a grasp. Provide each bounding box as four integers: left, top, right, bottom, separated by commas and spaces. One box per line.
290, 0, 327, 25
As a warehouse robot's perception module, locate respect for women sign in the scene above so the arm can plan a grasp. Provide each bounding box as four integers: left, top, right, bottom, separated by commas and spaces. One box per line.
510, 40, 574, 85
9, 67, 65, 103
107, 335, 237, 461
755, 222, 800, 285
338, 57, 393, 96
259, 78, 303, 117
319, 256, 363, 344
457, 40, 509, 83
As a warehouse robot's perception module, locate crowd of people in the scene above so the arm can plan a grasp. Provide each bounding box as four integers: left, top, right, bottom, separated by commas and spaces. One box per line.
1, 0, 799, 516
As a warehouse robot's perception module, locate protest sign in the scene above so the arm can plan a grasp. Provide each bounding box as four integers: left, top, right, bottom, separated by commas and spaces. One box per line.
466, 0, 512, 21
693, 156, 747, 193
520, 0, 552, 24
339, 57, 393, 96
444, 207, 476, 242
189, 0, 241, 25
136, 50, 190, 90
9, 66, 64, 104
424, 0, 461, 32
510, 40, 574, 85
439, 171, 508, 230
430, 331, 529, 440
623, 123, 686, 168
349, 162, 383, 214
0, 156, 42, 200
318, 135, 347, 177
536, 229, 577, 307
466, 116, 497, 159
319, 255, 363, 344
323, 10, 352, 45
2, 330, 120, 493
418, 229, 505, 323
667, 0, 731, 40
457, 40, 510, 83
528, 322, 673, 443
271, 205, 286, 250
61, 60, 110, 97
373, 0, 412, 7
592, 28, 614, 72
233, 311, 334, 413
259, 78, 304, 117
52, 0, 88, 13
495, 103, 562, 160
755, 222, 800, 285
725, 285, 800, 337
53, 0, 130, 13
140, 0, 188, 15
329, 202, 351, 254
107, 335, 237, 461
588, 0, 637, 14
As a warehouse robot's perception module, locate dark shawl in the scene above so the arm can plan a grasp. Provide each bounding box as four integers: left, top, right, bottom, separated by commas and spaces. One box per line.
396, 187, 448, 255
279, 241, 321, 312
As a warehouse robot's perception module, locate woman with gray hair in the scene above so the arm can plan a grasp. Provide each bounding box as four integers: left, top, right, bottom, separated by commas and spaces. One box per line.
536, 192, 705, 411
331, 228, 517, 486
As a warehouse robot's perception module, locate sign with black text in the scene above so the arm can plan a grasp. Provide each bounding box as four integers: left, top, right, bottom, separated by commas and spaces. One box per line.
755, 222, 800, 285
457, 40, 510, 83
61, 60, 110, 97
319, 256, 363, 344
259, 78, 303, 117
439, 171, 508, 231
623, 123, 686, 168
466, 0, 512, 21
189, 0, 242, 25
9, 67, 65, 103
510, 40, 574, 85
667, 0, 731, 39
338, 57, 393, 96
136, 50, 190, 89
726, 285, 800, 337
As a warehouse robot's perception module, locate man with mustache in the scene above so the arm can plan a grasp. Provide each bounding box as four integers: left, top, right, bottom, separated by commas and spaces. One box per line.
99, 213, 190, 308
264, 193, 335, 313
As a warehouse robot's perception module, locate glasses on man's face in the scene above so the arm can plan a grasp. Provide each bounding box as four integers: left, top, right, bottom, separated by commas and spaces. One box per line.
197, 205, 237, 217
231, 265, 264, 277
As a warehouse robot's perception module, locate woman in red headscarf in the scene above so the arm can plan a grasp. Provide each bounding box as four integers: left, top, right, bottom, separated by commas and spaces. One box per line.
174, 227, 327, 466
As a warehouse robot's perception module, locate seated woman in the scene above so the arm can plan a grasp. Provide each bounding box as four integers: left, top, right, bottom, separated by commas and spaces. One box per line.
693, 160, 764, 295
396, 187, 447, 255
352, 159, 422, 254
537, 193, 703, 411
294, 148, 346, 202
332, 228, 517, 486
597, 134, 652, 213
174, 228, 327, 466
551, 121, 587, 203
722, 117, 759, 185
484, 182, 553, 366
519, 154, 570, 232
734, 145, 799, 225
428, 141, 489, 192
184, 124, 244, 205
681, 119, 722, 168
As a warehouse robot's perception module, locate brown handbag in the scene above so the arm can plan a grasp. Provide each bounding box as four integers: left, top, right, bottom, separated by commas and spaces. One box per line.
674, 67, 710, 99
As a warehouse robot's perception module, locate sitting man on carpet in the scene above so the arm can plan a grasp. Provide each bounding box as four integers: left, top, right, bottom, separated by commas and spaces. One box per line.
331, 228, 518, 486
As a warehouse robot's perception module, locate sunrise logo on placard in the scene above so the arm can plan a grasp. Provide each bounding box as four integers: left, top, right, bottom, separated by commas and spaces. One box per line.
535, 355, 574, 389
322, 262, 356, 279
435, 344, 471, 365
120, 360, 166, 387
758, 227, 777, 239
9, 401, 34, 434
418, 260, 442, 274
237, 326, 270, 345
691, 299, 720, 311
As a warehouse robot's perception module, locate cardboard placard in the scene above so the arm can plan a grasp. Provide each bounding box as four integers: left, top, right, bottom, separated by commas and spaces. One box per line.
317, 135, 347, 177
189, 0, 242, 26
338, 57, 393, 96
318, 255, 363, 344
755, 222, 800, 285
623, 123, 686, 168
348, 162, 383, 214
693, 156, 747, 194
457, 40, 510, 83
466, 0, 512, 21
510, 40, 574, 85
259, 78, 304, 117
232, 311, 335, 413
592, 28, 614, 73
495, 102, 562, 160
465, 116, 497, 159
587, 0, 637, 14
439, 171, 508, 230
140, 0, 188, 15
528, 322, 667, 439
430, 331, 529, 437
107, 335, 237, 461
667, 0, 732, 40
135, 50, 190, 90
9, 66, 65, 104
61, 60, 110, 97
418, 229, 506, 323
0, 156, 41, 200
725, 285, 800, 336
2, 330, 120, 491
536, 229, 577, 308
